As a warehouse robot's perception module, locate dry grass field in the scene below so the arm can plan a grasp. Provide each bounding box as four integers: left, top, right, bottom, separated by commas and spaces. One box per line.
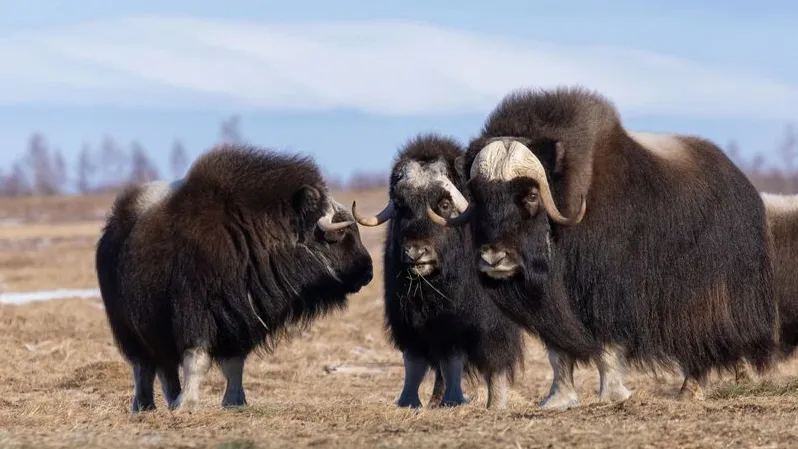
1, 190, 798, 449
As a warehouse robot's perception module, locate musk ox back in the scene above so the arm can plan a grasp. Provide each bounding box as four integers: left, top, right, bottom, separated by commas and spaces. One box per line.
350, 134, 525, 409
432, 86, 778, 407
96, 144, 373, 413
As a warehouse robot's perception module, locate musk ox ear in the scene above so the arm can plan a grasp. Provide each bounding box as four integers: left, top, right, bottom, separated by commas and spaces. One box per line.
292, 184, 324, 223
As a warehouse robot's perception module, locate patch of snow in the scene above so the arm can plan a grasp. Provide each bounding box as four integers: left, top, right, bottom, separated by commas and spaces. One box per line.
0, 288, 101, 305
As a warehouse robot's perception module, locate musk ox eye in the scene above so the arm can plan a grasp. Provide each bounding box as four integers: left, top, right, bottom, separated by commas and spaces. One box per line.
323, 228, 346, 244
437, 199, 452, 214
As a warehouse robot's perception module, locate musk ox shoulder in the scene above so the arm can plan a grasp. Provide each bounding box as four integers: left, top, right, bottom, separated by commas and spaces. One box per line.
351, 134, 525, 409
95, 144, 373, 413
435, 86, 778, 407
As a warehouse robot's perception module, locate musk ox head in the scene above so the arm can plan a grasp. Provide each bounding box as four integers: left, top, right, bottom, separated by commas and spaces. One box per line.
351, 135, 468, 278
426, 88, 609, 281
427, 137, 585, 280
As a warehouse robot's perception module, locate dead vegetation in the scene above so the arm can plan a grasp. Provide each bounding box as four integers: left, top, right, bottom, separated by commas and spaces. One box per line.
1, 191, 798, 449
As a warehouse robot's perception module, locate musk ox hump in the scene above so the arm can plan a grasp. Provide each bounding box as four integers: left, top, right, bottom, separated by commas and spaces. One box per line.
627, 131, 692, 165
133, 181, 173, 216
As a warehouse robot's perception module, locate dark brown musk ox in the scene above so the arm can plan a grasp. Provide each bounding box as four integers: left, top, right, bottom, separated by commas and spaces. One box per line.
427, 86, 779, 408
95, 144, 373, 413
734, 193, 798, 382
349, 134, 527, 409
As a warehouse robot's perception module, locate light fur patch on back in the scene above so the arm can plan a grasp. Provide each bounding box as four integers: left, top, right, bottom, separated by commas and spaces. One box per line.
134, 181, 172, 216
628, 131, 691, 164
761, 193, 798, 220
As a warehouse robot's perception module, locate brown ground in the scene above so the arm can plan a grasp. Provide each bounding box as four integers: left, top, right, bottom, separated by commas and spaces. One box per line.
1, 192, 797, 449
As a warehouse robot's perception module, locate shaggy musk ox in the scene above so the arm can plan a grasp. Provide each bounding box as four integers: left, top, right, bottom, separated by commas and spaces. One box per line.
96, 144, 373, 413
350, 134, 524, 409
735, 193, 798, 381
429, 86, 779, 407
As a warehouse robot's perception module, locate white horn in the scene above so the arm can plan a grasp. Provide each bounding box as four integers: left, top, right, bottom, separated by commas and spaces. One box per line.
470, 139, 585, 226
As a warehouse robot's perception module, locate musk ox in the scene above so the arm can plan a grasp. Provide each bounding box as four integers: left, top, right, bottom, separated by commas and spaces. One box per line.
350, 134, 525, 409
734, 193, 798, 381
428, 86, 778, 407
96, 144, 373, 413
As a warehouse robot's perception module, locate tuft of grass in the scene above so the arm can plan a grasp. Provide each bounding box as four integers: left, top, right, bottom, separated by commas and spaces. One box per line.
709, 377, 798, 400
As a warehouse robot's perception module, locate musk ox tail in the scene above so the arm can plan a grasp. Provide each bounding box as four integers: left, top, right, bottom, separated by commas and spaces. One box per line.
96, 181, 172, 363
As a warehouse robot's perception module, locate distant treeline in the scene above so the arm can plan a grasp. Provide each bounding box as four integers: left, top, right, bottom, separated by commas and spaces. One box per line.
0, 117, 795, 196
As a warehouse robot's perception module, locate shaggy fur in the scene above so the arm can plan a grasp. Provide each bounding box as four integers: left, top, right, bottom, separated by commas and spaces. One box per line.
370, 134, 525, 408
762, 193, 798, 358
96, 144, 373, 412
462, 86, 778, 397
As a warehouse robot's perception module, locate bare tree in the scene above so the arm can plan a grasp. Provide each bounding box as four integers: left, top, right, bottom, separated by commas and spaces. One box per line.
220, 114, 243, 144
129, 142, 161, 184
3, 162, 31, 196
52, 148, 68, 194
169, 139, 189, 179
23, 132, 61, 195
76, 143, 96, 194
98, 135, 130, 190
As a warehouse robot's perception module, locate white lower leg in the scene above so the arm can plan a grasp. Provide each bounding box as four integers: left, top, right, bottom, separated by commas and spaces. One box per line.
540, 348, 578, 409
596, 345, 632, 402
677, 374, 707, 401
176, 348, 211, 412
486, 371, 509, 410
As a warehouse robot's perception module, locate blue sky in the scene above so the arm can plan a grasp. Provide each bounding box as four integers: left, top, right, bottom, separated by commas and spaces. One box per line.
0, 0, 796, 181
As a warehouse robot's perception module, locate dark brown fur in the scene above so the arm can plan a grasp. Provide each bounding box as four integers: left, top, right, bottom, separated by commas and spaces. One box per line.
763, 193, 798, 358
463, 86, 778, 382
96, 144, 373, 410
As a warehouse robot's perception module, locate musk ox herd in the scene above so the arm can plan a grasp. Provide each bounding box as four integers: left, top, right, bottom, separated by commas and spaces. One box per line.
95, 85, 798, 414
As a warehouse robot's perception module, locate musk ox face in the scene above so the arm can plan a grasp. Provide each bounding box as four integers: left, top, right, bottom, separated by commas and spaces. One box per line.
295, 186, 373, 292
353, 158, 470, 278
468, 177, 553, 280
428, 137, 586, 281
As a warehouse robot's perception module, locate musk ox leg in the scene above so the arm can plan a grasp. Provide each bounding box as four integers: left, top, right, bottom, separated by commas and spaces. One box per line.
486, 370, 510, 410
440, 353, 469, 407
733, 359, 755, 384
131, 362, 157, 413
540, 348, 579, 410
596, 346, 632, 403
175, 348, 212, 412
157, 366, 182, 410
427, 365, 444, 408
396, 352, 428, 408
677, 373, 708, 401
221, 357, 247, 408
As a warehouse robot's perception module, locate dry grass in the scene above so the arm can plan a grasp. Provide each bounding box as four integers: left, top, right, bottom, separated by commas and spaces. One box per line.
1, 192, 798, 448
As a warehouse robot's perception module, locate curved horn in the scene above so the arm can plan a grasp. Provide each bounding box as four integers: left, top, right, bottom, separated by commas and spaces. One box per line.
471, 139, 585, 226
351, 200, 395, 227
317, 208, 354, 232
426, 203, 473, 227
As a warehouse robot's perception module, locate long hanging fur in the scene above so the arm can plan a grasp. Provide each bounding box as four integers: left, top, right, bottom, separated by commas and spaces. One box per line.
382, 134, 526, 387
96, 144, 373, 370
463, 86, 779, 379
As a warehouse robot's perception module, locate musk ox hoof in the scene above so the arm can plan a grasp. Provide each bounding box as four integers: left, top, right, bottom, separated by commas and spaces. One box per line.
539, 394, 579, 410
599, 385, 633, 403
440, 394, 470, 408
222, 391, 247, 409
396, 397, 423, 408
130, 399, 156, 414
174, 394, 201, 413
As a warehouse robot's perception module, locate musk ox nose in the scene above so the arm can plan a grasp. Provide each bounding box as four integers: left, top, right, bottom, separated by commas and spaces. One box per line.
480, 246, 507, 267
403, 243, 430, 262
